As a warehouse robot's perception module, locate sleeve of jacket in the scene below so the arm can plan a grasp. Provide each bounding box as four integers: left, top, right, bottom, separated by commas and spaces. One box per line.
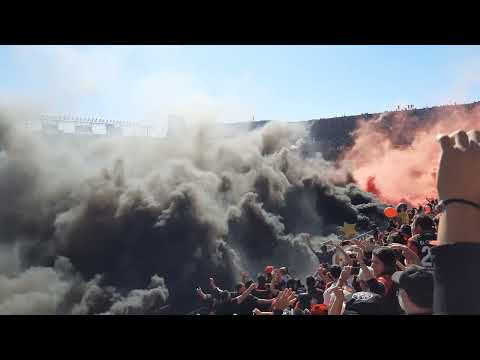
432, 243, 480, 314
366, 278, 386, 296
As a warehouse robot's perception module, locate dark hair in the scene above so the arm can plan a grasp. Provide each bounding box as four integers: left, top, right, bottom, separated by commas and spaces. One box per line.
265, 272, 272, 283
372, 247, 397, 276
328, 265, 342, 280
257, 274, 266, 287
320, 244, 327, 252
296, 293, 312, 310
306, 276, 316, 288
286, 278, 296, 290
295, 279, 303, 289
245, 280, 254, 288
400, 224, 412, 238
412, 215, 435, 233
396, 203, 408, 213
398, 266, 434, 309
387, 231, 405, 245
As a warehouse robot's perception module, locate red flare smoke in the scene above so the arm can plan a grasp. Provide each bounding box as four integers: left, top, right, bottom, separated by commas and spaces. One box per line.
343, 105, 480, 205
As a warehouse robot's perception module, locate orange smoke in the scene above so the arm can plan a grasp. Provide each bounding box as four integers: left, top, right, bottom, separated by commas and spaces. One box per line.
342, 104, 480, 205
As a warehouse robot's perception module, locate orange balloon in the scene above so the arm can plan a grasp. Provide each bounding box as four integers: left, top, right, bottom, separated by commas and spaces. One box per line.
384, 207, 398, 218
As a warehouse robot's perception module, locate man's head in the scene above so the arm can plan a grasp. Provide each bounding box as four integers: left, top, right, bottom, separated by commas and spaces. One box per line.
392, 265, 433, 315
295, 279, 303, 289
412, 215, 435, 236
286, 278, 296, 290
407, 208, 416, 221
257, 274, 267, 288
279, 267, 288, 276
371, 247, 397, 277
399, 224, 412, 241
396, 203, 408, 213
387, 231, 404, 245
296, 293, 313, 310
306, 276, 316, 289
320, 244, 328, 253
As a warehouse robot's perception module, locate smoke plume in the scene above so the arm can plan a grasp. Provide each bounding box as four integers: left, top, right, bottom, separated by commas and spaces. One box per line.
342, 103, 480, 205
0, 108, 384, 314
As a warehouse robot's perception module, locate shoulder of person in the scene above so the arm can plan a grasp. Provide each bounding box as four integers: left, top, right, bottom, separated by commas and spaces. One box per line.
377, 276, 393, 291
409, 234, 421, 242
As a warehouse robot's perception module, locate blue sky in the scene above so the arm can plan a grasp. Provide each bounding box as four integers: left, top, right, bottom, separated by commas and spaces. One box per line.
1, 45, 480, 135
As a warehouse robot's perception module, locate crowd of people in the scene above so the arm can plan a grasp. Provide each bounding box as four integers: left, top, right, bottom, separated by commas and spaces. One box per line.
193, 129, 480, 315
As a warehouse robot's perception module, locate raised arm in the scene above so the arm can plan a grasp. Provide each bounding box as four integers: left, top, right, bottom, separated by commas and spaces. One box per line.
235, 282, 257, 304
334, 244, 353, 266
389, 243, 421, 266
433, 130, 480, 314
328, 286, 345, 315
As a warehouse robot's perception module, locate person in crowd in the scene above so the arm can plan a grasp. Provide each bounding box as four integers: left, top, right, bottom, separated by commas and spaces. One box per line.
392, 265, 433, 315
279, 267, 291, 281
310, 303, 329, 315
407, 214, 437, 266
252, 274, 272, 299
386, 231, 404, 245
190, 128, 480, 316
286, 278, 297, 291
268, 268, 286, 298
322, 264, 343, 305
399, 224, 412, 244
291, 293, 313, 315
324, 264, 354, 307
264, 265, 274, 283
306, 275, 324, 304
343, 291, 386, 315
305, 235, 335, 265
355, 247, 402, 314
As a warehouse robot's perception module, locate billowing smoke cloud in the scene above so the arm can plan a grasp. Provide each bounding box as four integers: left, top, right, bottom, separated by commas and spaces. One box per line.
342, 103, 480, 205
0, 108, 384, 314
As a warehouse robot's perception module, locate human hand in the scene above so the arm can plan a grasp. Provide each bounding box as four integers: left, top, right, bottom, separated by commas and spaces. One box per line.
331, 286, 344, 300
339, 266, 352, 285
272, 288, 296, 311
389, 243, 421, 266
437, 130, 480, 204
352, 248, 365, 265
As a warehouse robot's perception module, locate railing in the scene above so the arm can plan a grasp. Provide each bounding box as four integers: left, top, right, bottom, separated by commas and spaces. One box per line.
24, 114, 152, 137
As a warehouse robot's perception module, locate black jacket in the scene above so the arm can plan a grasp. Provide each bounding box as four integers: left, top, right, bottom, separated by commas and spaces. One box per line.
432, 243, 480, 314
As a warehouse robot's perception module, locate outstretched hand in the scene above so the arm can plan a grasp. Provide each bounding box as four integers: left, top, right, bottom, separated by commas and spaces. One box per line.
437, 130, 480, 204
436, 130, 480, 246
272, 288, 297, 312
